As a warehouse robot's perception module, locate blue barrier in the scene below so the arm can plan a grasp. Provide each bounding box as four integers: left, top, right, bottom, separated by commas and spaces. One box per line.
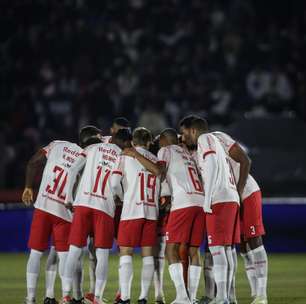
0, 200, 306, 252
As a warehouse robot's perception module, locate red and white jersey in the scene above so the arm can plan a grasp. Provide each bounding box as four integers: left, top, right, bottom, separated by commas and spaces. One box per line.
197, 133, 240, 207
71, 143, 121, 217
213, 131, 260, 200
112, 147, 160, 221
158, 145, 204, 211
34, 141, 83, 222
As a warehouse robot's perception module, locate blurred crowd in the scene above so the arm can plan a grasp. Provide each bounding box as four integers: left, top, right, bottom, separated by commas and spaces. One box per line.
1, 0, 306, 189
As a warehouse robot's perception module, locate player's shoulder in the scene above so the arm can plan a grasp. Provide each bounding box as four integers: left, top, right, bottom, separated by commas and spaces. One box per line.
198, 133, 216, 143
99, 142, 122, 156
213, 131, 235, 142
137, 147, 158, 162
49, 140, 81, 151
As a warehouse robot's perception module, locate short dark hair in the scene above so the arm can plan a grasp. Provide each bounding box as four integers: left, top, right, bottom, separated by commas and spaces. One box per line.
190, 118, 209, 132
113, 128, 132, 149
133, 127, 152, 146
179, 115, 201, 128
79, 125, 101, 148
160, 128, 178, 144
113, 117, 130, 128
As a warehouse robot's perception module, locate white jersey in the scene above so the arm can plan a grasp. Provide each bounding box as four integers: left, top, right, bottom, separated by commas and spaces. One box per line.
160, 180, 171, 197
213, 131, 260, 200
158, 145, 204, 211
197, 133, 240, 207
112, 147, 160, 221
71, 143, 121, 217
34, 141, 83, 222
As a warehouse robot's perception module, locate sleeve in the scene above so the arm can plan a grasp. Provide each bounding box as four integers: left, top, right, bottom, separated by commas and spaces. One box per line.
110, 156, 124, 200
42, 141, 56, 158
198, 134, 217, 160
64, 152, 87, 205
197, 135, 218, 213
214, 132, 236, 154
157, 147, 170, 168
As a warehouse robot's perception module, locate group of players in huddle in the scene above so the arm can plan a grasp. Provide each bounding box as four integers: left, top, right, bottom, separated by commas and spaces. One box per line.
22, 116, 268, 304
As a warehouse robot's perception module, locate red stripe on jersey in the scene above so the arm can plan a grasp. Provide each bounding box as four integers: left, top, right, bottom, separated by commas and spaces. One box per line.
80, 152, 86, 157
158, 160, 167, 165
112, 170, 123, 175
203, 150, 216, 158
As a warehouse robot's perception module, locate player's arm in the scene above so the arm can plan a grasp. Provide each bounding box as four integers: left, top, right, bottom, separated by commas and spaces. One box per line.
22, 149, 47, 206
123, 147, 166, 177
229, 143, 251, 197
200, 152, 218, 213
65, 153, 86, 208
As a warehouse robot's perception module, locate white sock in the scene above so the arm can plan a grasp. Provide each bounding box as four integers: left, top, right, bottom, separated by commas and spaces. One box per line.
72, 254, 84, 300
209, 246, 228, 301
45, 247, 58, 299
88, 248, 97, 294
188, 265, 202, 302
252, 245, 268, 298
26, 249, 43, 300
225, 246, 234, 301
168, 263, 189, 301
154, 257, 165, 300
229, 248, 238, 302
139, 256, 154, 300
62, 245, 83, 297
119, 255, 133, 301
241, 251, 257, 297
204, 251, 215, 299
94, 249, 109, 300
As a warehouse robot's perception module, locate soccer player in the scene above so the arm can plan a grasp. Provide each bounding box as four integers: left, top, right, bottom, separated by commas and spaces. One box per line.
22, 126, 100, 304
213, 131, 268, 304
131, 128, 205, 303
99, 116, 130, 304
182, 118, 240, 304
61, 128, 132, 304
110, 127, 161, 304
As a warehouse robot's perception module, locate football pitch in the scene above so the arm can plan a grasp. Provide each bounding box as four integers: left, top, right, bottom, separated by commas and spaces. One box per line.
1, 253, 306, 304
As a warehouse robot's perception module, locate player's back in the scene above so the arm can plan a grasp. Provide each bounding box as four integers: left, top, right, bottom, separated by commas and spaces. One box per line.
198, 133, 239, 204
74, 142, 121, 217
120, 147, 160, 221
158, 144, 204, 211
35, 140, 83, 222
213, 131, 260, 200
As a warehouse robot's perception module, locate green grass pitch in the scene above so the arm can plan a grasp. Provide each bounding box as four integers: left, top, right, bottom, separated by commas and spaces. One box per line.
1, 253, 306, 303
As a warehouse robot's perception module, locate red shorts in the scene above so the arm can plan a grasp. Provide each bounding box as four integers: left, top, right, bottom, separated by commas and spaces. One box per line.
117, 219, 157, 247
206, 202, 240, 246
166, 206, 205, 247
28, 209, 71, 252
69, 206, 114, 249
241, 191, 265, 239
114, 205, 122, 239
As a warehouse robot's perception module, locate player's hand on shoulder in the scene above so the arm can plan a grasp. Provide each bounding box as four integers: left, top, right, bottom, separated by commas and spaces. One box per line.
123, 147, 137, 158
22, 187, 33, 206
